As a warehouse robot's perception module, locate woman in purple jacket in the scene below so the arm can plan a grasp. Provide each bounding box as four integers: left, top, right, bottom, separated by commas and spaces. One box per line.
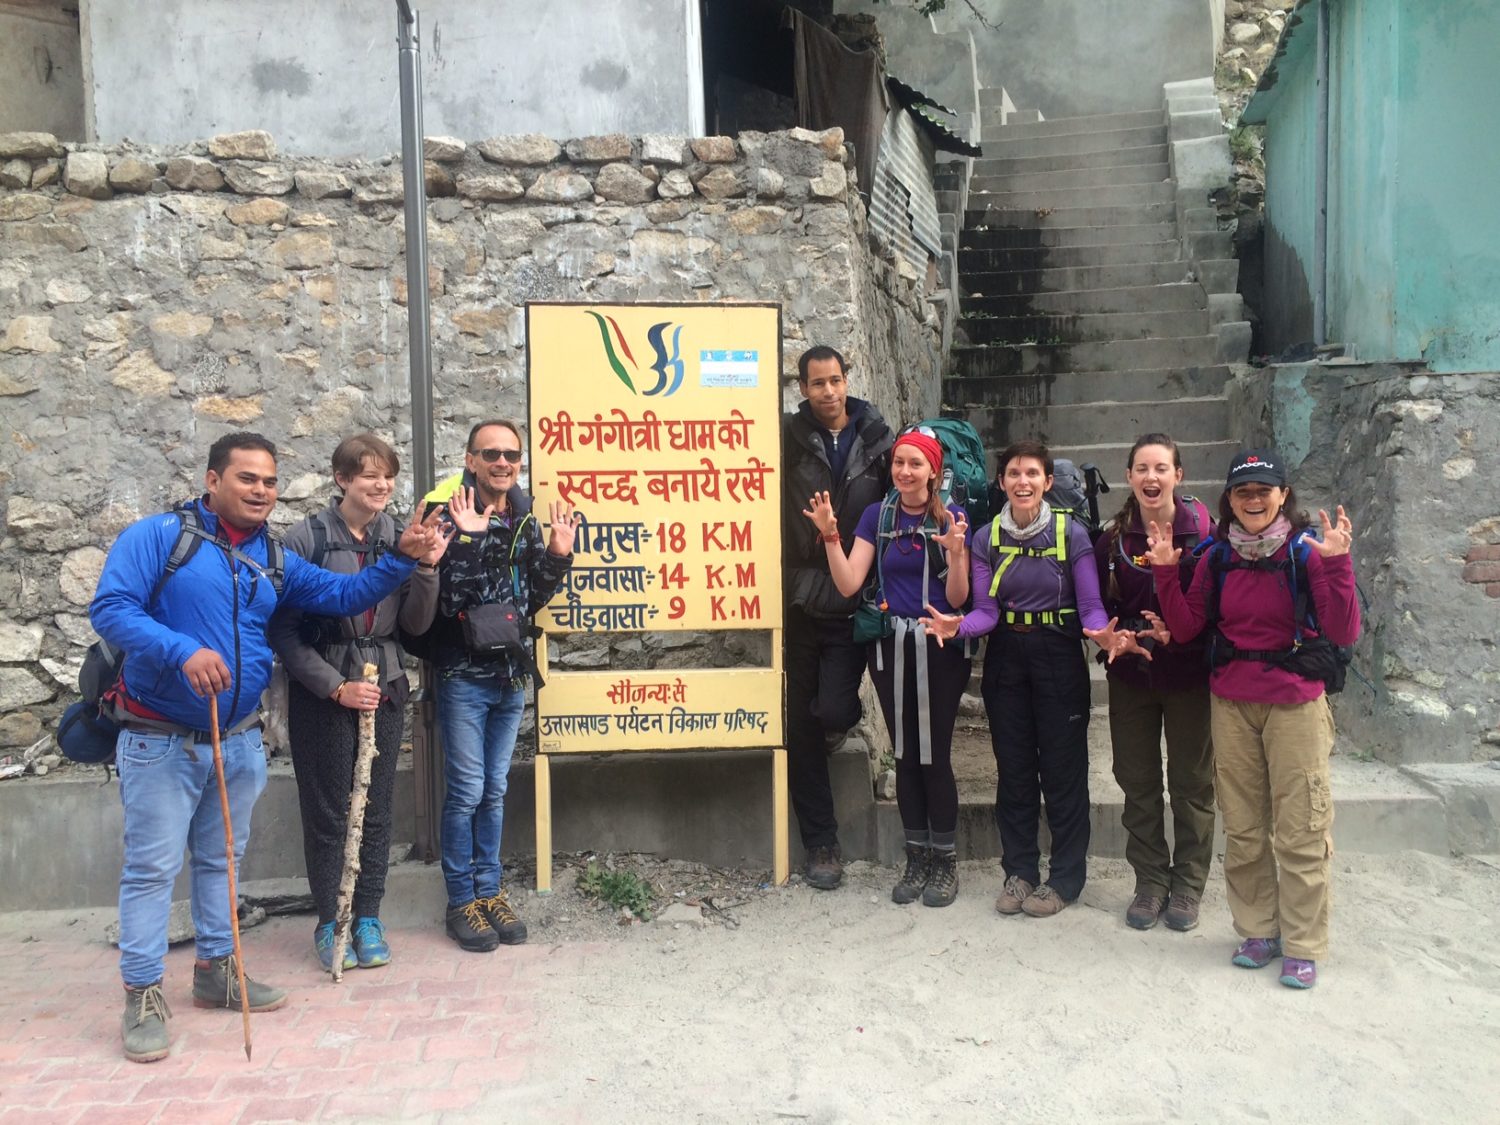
1147, 448, 1359, 989
1095, 434, 1216, 933
924, 440, 1126, 919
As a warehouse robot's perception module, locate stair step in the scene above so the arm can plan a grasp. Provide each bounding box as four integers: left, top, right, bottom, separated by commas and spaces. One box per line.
968, 202, 1177, 232
956, 397, 1230, 447
961, 223, 1179, 251
959, 309, 1211, 345
960, 245, 1188, 275
950, 336, 1220, 377
962, 284, 1207, 317
984, 125, 1168, 159
971, 162, 1170, 193
966, 264, 1200, 297
943, 366, 1233, 408
979, 107, 1164, 138
1042, 438, 1242, 474
968, 180, 1177, 212
973, 143, 1168, 177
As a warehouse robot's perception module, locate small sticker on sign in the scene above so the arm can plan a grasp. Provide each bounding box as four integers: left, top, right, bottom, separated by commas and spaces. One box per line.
700, 349, 758, 388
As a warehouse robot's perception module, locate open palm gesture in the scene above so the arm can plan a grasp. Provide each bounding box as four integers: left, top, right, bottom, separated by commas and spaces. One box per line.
1311, 506, 1353, 557
1144, 520, 1181, 567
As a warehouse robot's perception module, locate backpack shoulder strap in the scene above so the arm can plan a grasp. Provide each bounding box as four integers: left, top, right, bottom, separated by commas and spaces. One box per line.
149, 508, 202, 606
263, 533, 286, 596
306, 512, 329, 569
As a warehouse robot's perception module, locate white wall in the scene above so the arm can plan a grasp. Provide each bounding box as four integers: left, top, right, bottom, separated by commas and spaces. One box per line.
0, 4, 86, 138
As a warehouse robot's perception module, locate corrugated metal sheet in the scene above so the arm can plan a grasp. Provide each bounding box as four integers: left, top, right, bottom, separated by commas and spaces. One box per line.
869, 105, 941, 267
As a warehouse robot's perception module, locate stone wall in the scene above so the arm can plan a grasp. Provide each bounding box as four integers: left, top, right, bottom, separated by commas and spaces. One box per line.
0, 126, 942, 754
1228, 362, 1500, 765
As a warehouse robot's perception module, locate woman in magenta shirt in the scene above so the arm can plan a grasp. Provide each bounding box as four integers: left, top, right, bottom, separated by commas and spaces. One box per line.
1147, 448, 1359, 989
804, 428, 970, 908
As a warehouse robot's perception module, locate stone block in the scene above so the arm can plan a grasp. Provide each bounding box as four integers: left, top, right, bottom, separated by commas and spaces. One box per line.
657, 169, 694, 199
752, 167, 785, 200
194, 395, 264, 423
0, 623, 43, 663
110, 350, 176, 397
64, 151, 112, 199
1171, 136, 1232, 193
690, 136, 737, 163
1209, 293, 1246, 327
595, 163, 655, 204
0, 668, 51, 711
44, 279, 92, 305
225, 197, 290, 226
150, 311, 214, 338
1169, 109, 1224, 141
425, 160, 457, 198
809, 162, 848, 200
1, 316, 59, 354
526, 169, 592, 203
294, 170, 351, 200
423, 135, 467, 163
108, 156, 157, 193
271, 232, 336, 269
222, 162, 294, 195
694, 167, 742, 200
59, 547, 106, 606
0, 710, 41, 749
1216, 320, 1252, 364
565, 135, 632, 163
165, 156, 225, 192
0, 159, 30, 188
457, 172, 524, 202
477, 134, 561, 165
30, 160, 60, 188
352, 174, 403, 205
0, 132, 63, 159
640, 134, 687, 166
1163, 77, 1216, 99
209, 130, 277, 160
0, 194, 52, 222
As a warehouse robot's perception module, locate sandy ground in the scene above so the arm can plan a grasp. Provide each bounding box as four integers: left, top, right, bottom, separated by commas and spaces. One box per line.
5, 849, 1498, 1124
469, 850, 1500, 1124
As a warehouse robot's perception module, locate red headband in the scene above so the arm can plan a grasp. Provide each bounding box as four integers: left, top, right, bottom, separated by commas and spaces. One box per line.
894, 432, 943, 478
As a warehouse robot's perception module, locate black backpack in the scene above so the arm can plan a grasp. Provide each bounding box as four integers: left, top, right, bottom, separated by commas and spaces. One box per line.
55, 506, 285, 766
987, 458, 1110, 539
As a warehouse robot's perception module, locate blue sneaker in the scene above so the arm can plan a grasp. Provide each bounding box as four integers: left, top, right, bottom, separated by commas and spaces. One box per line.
352, 916, 391, 968
314, 921, 357, 972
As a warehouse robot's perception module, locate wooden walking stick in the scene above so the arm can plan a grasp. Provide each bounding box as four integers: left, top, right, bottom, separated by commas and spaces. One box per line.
207, 694, 253, 1060
330, 662, 381, 982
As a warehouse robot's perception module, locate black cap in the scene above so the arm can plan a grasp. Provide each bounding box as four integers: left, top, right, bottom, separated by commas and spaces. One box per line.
1225, 448, 1287, 491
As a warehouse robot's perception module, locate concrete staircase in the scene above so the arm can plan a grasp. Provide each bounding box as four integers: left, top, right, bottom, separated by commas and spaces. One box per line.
945, 90, 1243, 498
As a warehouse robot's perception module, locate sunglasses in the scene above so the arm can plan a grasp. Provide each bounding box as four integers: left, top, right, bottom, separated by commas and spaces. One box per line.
900, 424, 938, 439
471, 447, 522, 464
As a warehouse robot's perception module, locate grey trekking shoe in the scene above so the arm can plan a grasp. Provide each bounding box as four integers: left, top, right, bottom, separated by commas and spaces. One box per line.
122, 982, 171, 1063
191, 954, 287, 1012
921, 850, 959, 907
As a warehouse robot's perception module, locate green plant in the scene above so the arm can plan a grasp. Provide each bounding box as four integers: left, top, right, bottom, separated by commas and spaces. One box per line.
577, 862, 656, 920
1229, 125, 1264, 164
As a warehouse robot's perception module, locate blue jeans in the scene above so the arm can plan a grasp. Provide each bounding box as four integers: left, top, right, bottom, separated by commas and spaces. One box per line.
437, 674, 525, 906
116, 727, 267, 988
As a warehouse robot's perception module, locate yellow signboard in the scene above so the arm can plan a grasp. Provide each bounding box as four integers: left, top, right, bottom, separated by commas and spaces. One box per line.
536, 668, 782, 754
527, 303, 783, 634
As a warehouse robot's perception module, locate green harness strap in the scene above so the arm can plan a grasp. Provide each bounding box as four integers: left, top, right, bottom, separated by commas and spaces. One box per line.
986, 510, 1078, 626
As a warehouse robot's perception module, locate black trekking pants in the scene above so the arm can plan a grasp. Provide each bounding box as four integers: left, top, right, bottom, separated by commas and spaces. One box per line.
287, 680, 403, 923
982, 627, 1092, 901
784, 606, 866, 849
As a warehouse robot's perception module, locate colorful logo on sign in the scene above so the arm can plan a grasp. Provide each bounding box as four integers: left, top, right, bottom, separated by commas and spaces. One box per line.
586, 311, 685, 397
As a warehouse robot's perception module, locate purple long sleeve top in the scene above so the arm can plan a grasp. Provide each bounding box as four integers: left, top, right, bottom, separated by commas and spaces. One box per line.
957, 514, 1108, 638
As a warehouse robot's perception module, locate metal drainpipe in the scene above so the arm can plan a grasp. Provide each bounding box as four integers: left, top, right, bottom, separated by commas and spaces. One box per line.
396, 0, 440, 862
1314, 0, 1329, 347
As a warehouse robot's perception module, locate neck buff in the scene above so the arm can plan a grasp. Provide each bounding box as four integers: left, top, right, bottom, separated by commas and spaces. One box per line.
1229, 513, 1292, 560
1001, 499, 1053, 541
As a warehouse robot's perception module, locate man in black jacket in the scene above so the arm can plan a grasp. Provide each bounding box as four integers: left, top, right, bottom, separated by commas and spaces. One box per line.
782, 346, 894, 889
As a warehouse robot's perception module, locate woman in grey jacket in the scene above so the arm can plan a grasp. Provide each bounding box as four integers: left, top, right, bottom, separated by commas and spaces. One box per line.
270, 433, 449, 971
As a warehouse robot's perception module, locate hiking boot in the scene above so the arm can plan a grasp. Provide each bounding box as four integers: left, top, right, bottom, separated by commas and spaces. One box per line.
1231, 937, 1283, 969
891, 844, 931, 905
1280, 957, 1318, 989
995, 875, 1035, 916
1163, 892, 1201, 932
477, 892, 528, 945
921, 851, 959, 908
804, 845, 844, 891
1125, 892, 1166, 930
191, 955, 287, 1012
314, 921, 357, 972
352, 916, 391, 968
121, 982, 171, 1064
446, 900, 501, 952
1020, 884, 1070, 918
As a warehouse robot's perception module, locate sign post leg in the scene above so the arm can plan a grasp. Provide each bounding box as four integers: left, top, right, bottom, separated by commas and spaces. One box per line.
535, 753, 553, 894
772, 747, 789, 885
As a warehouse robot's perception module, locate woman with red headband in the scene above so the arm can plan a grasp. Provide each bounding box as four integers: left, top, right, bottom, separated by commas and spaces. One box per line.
804, 427, 971, 907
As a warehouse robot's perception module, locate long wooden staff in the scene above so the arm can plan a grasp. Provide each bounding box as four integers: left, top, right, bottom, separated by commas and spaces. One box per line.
330, 662, 381, 982
208, 695, 253, 1060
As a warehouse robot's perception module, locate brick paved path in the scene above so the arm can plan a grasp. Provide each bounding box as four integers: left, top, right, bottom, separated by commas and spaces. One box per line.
0, 916, 597, 1123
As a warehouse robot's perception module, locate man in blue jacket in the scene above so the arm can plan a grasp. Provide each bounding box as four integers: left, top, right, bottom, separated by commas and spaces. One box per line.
91, 432, 446, 1064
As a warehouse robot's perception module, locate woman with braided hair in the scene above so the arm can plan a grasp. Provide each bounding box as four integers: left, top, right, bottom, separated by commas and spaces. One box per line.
1094, 434, 1215, 933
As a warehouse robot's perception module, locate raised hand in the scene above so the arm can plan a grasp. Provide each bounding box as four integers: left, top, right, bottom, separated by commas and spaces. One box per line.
397, 503, 447, 559
447, 485, 495, 535
934, 514, 969, 556
1138, 609, 1172, 648
801, 491, 838, 538
918, 604, 962, 648
418, 519, 456, 567
1311, 505, 1353, 557
1144, 520, 1181, 567
547, 499, 579, 556
1083, 617, 1133, 665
